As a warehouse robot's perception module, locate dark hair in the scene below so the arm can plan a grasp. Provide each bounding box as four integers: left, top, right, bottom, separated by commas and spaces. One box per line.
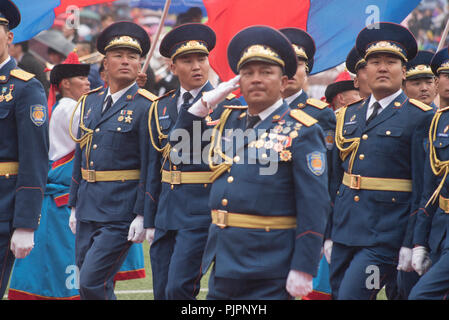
16, 41, 28, 52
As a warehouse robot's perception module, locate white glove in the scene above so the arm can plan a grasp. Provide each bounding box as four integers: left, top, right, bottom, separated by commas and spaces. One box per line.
324, 239, 333, 264
397, 247, 413, 272
127, 215, 145, 243
188, 75, 240, 117
412, 245, 432, 276
10, 228, 35, 259
69, 207, 77, 235
145, 228, 155, 246
285, 269, 313, 298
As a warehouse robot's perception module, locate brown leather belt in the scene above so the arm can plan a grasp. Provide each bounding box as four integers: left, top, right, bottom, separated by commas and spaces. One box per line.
211, 209, 296, 230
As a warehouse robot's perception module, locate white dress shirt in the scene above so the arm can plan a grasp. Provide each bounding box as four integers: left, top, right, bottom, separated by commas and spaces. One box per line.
284, 90, 303, 106
102, 82, 136, 112
177, 82, 208, 113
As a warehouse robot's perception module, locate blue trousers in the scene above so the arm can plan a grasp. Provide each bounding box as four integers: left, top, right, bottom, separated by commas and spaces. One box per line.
329, 242, 397, 300
409, 248, 449, 300
150, 227, 209, 300
75, 220, 131, 300
207, 264, 292, 300
0, 221, 14, 299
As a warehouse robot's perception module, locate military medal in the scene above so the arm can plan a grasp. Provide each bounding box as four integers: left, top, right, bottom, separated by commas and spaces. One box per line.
125, 115, 133, 123
282, 126, 291, 134
289, 130, 298, 139
276, 134, 287, 142
273, 142, 284, 152
350, 114, 356, 122
4, 84, 13, 102
273, 125, 283, 133
0, 86, 6, 102
279, 150, 292, 161
444, 125, 449, 134
261, 132, 268, 139
255, 139, 265, 149
118, 115, 124, 122
264, 140, 274, 149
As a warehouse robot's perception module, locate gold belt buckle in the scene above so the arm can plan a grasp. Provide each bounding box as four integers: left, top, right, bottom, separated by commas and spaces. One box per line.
349, 174, 361, 190
87, 170, 96, 183
170, 171, 181, 184
216, 210, 228, 229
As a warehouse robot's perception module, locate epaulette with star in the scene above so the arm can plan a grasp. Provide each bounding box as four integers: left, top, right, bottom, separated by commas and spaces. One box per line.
10, 69, 35, 82
138, 88, 157, 101
290, 109, 318, 127
409, 98, 433, 112
306, 98, 329, 110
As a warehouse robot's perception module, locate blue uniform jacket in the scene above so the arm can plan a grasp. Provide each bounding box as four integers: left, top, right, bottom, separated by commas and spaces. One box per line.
330, 92, 433, 249
202, 102, 330, 279
68, 84, 154, 223
413, 108, 449, 254
0, 58, 48, 229
143, 81, 241, 230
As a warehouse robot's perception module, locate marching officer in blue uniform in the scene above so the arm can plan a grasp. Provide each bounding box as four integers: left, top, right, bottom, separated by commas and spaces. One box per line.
327, 22, 434, 299
68, 21, 156, 300
144, 23, 241, 300
403, 50, 438, 110
0, 0, 48, 298
408, 51, 449, 300
279, 27, 335, 300
346, 47, 371, 100
178, 25, 330, 299
431, 47, 449, 109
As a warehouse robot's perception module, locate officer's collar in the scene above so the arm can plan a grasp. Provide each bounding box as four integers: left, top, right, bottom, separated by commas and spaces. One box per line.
284, 89, 303, 106
0, 56, 11, 71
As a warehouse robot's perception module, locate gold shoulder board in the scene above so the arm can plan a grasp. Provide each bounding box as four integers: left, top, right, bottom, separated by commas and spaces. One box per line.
438, 106, 449, 113
10, 69, 35, 81
225, 93, 237, 100
306, 98, 329, 110
224, 105, 248, 109
138, 88, 157, 101
290, 109, 318, 127
409, 98, 433, 112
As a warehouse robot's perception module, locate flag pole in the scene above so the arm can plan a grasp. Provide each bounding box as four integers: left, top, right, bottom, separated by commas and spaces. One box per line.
437, 17, 449, 52
141, 0, 172, 73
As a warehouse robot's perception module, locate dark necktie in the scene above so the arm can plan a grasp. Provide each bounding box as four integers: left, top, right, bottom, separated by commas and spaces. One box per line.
246, 114, 261, 129
181, 91, 193, 110
366, 102, 381, 125
102, 95, 113, 115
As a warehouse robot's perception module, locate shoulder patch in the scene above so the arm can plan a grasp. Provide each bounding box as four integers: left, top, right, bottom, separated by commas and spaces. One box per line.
346, 98, 364, 108
306, 98, 329, 110
224, 105, 248, 109
138, 88, 157, 101
156, 89, 175, 101
225, 93, 237, 100
86, 86, 103, 95
10, 69, 35, 81
409, 98, 433, 112
290, 109, 318, 127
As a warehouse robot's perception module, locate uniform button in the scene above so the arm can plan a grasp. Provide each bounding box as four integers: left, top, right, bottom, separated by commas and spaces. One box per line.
5, 173, 9, 179
362, 134, 368, 140
386, 130, 391, 135
221, 198, 228, 206
261, 153, 267, 159
204, 184, 208, 188
117, 127, 122, 131
95, 128, 100, 133
173, 165, 177, 170
233, 156, 240, 162
392, 198, 396, 203
359, 154, 365, 160
90, 161, 94, 166
170, 185, 174, 190
227, 176, 234, 183
354, 195, 360, 202
93, 144, 98, 149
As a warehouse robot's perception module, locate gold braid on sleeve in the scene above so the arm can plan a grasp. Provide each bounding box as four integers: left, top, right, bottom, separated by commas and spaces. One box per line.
426, 111, 449, 206
148, 100, 172, 171
334, 106, 360, 174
